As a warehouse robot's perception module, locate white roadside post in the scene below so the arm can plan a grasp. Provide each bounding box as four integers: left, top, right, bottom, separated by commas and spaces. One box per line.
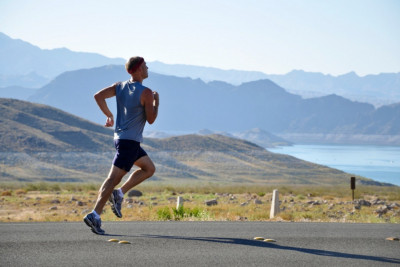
176, 196, 183, 209
270, 189, 280, 219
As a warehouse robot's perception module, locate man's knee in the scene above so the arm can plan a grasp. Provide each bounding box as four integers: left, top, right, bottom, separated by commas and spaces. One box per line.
136, 156, 156, 178
144, 162, 156, 177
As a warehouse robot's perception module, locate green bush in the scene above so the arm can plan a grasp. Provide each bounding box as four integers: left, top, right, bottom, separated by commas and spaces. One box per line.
297, 194, 306, 200
157, 206, 207, 221
157, 207, 172, 220
173, 206, 207, 220
172, 206, 184, 219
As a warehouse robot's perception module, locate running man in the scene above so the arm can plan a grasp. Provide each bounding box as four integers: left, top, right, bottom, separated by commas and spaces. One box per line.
84, 56, 159, 234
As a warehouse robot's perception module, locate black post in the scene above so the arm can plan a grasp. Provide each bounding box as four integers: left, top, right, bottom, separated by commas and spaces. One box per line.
351, 177, 356, 201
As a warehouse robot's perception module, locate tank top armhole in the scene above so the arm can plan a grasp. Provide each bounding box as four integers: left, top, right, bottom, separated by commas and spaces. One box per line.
114, 82, 122, 92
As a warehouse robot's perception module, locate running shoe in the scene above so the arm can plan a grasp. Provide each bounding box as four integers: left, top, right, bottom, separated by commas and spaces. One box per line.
109, 189, 123, 218
83, 213, 105, 235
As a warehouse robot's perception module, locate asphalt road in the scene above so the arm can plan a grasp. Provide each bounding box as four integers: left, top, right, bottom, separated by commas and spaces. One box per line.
1, 221, 399, 266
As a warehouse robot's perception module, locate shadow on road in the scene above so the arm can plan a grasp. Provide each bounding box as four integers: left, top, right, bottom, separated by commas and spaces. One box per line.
134, 234, 400, 264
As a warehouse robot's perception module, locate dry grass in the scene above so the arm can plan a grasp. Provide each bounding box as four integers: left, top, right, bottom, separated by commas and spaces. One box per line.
0, 182, 399, 223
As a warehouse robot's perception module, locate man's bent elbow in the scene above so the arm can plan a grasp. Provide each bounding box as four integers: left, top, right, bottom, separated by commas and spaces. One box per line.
147, 118, 156, 124
146, 113, 157, 124
94, 93, 101, 102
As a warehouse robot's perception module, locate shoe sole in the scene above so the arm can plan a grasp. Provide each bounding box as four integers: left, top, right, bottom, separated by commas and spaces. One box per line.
109, 194, 122, 218
83, 217, 105, 235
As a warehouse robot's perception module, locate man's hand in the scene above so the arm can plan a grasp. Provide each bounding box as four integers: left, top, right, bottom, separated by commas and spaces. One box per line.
105, 115, 114, 127
153, 91, 159, 107
94, 84, 117, 128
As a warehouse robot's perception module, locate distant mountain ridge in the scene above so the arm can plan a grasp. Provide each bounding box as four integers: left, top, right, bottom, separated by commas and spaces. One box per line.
25, 65, 400, 145
1, 32, 399, 107
232, 128, 292, 148
1, 98, 384, 186
266, 70, 400, 107
1, 33, 399, 145
0, 86, 37, 101
0, 72, 49, 88
148, 61, 268, 86
148, 62, 400, 106
0, 32, 125, 87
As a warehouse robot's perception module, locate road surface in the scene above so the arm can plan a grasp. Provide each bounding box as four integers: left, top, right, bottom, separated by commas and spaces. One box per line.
1, 221, 399, 266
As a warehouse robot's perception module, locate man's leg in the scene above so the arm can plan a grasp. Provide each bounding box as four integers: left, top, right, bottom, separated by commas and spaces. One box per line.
119, 155, 155, 194
84, 165, 126, 234
94, 165, 127, 215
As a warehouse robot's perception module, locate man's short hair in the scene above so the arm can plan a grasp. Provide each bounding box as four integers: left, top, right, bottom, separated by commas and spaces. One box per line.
125, 57, 144, 74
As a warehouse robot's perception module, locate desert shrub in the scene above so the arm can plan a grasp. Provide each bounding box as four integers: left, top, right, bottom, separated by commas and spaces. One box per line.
279, 212, 294, 221
172, 206, 207, 220
157, 206, 207, 221
15, 189, 27, 195
1, 191, 12, 196
157, 207, 172, 220
297, 194, 306, 200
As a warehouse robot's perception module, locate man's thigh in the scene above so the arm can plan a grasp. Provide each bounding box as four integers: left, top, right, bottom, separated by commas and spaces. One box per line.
134, 155, 155, 171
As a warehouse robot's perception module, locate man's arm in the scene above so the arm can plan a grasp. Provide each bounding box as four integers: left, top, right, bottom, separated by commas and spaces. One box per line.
94, 83, 117, 127
141, 88, 159, 124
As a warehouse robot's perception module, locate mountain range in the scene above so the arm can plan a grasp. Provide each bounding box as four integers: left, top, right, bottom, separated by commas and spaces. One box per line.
148, 62, 400, 106
0, 32, 124, 87
265, 70, 400, 106
1, 32, 399, 145
24, 65, 400, 145
1, 98, 385, 186
1, 32, 399, 107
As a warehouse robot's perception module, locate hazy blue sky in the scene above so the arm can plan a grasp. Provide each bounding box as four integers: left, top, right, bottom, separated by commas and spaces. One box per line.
1, 0, 399, 76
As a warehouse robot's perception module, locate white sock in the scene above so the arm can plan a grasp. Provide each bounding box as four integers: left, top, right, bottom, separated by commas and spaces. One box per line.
92, 210, 100, 219
117, 188, 124, 198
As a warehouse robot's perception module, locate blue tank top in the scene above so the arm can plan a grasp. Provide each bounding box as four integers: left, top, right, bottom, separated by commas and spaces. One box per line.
114, 80, 147, 142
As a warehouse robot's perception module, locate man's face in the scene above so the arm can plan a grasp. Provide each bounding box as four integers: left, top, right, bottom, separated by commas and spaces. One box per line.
141, 61, 148, 79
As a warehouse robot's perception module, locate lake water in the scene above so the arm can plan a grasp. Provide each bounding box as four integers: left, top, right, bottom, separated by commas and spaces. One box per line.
269, 145, 400, 186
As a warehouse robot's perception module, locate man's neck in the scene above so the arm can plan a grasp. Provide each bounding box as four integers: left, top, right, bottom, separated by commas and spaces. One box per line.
130, 77, 143, 83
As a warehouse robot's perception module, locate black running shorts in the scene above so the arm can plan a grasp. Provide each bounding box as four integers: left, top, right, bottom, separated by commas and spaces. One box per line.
112, 139, 148, 172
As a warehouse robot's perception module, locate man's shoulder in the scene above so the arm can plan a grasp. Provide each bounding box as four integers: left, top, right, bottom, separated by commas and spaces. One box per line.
115, 80, 134, 90
119, 80, 151, 92
136, 82, 151, 92
112, 81, 124, 88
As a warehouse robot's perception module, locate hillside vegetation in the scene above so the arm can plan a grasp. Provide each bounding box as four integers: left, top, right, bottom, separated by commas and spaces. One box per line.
0, 98, 382, 186
0, 98, 113, 152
